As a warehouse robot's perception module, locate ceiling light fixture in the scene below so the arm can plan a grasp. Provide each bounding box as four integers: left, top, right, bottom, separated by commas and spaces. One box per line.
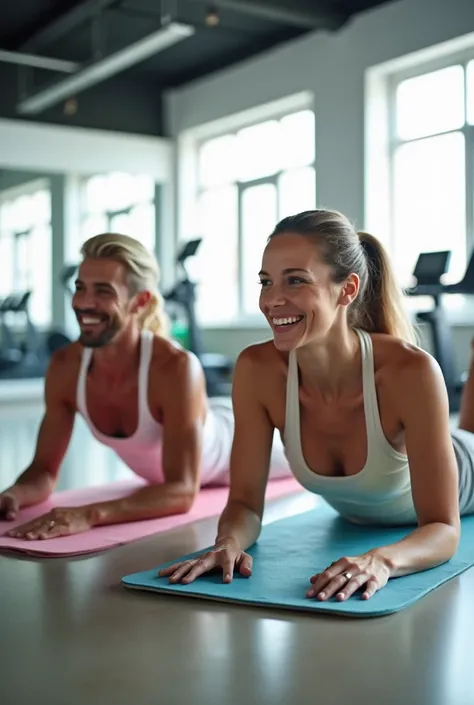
205, 5, 220, 26
17, 21, 195, 115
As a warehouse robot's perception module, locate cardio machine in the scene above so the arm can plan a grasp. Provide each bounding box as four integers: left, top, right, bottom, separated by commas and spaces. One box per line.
406, 249, 474, 410
60, 238, 233, 397
163, 238, 233, 396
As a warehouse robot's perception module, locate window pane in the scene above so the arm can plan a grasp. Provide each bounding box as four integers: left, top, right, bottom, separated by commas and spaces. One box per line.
236, 120, 281, 181
279, 110, 315, 170
393, 132, 466, 287
77, 214, 108, 257
15, 233, 32, 290
128, 203, 155, 252
109, 212, 131, 234
30, 189, 51, 224
29, 225, 52, 325
10, 194, 33, 232
279, 166, 316, 219
0, 234, 14, 295
127, 174, 155, 204
106, 172, 135, 211
84, 175, 109, 214
241, 183, 278, 315
193, 186, 239, 323
396, 65, 465, 140
198, 135, 238, 188
467, 59, 474, 125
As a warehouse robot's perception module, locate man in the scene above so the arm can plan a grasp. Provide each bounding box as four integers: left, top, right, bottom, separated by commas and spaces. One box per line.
0, 233, 290, 540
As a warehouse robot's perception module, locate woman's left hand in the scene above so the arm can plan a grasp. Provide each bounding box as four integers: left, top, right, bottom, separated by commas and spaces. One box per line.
306, 551, 392, 601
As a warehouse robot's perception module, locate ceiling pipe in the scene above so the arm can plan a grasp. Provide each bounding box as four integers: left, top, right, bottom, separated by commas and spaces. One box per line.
0, 49, 79, 73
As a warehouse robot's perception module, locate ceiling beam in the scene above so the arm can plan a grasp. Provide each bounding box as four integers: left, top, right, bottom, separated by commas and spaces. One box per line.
190, 0, 348, 29
20, 0, 120, 51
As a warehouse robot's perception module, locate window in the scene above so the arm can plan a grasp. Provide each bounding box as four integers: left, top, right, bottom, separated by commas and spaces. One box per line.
188, 109, 316, 324
75, 172, 156, 260
390, 59, 474, 289
0, 186, 52, 326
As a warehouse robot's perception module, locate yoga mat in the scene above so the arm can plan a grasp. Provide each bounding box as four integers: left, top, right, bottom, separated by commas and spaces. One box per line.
122, 501, 474, 617
0, 477, 302, 557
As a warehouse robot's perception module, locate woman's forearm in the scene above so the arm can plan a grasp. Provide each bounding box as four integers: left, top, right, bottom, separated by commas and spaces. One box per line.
215, 499, 262, 550
372, 522, 460, 577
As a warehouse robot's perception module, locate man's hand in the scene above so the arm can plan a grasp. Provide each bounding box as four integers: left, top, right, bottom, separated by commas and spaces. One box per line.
5, 506, 94, 540
0, 491, 20, 521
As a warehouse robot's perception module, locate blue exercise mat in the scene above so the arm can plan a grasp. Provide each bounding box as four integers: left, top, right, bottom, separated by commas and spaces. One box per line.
122, 502, 474, 617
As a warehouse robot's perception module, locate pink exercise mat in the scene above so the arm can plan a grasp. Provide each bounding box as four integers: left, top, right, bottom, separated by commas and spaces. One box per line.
0, 477, 302, 557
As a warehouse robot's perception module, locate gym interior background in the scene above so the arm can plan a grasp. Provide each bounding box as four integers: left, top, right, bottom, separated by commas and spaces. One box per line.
1, 0, 474, 405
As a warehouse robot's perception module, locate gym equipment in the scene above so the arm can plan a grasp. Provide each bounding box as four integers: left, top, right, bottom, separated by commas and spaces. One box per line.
0, 291, 47, 379
163, 238, 233, 397
406, 249, 474, 410
60, 238, 234, 397
0, 476, 300, 557
0, 290, 71, 379
122, 499, 474, 617
0, 295, 23, 369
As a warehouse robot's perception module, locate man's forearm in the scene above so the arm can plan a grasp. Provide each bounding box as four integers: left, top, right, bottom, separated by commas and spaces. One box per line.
372, 522, 460, 577
87, 482, 196, 526
215, 499, 262, 550
11, 467, 57, 507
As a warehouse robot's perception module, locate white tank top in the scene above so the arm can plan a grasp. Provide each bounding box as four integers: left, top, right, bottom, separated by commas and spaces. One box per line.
283, 328, 417, 525
76, 329, 233, 485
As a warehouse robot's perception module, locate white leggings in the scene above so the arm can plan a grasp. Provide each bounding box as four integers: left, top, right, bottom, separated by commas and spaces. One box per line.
202, 396, 292, 487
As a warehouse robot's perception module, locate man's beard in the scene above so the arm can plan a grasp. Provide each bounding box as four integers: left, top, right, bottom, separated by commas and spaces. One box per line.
76, 311, 122, 348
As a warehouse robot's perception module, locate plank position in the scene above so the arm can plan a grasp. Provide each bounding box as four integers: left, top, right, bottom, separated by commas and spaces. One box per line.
161, 209, 474, 602
0, 233, 291, 539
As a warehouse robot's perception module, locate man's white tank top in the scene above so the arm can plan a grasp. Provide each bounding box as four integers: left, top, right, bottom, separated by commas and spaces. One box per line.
76, 330, 233, 486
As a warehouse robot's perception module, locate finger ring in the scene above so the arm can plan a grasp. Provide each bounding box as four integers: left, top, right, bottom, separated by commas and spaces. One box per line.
48, 520, 56, 529
343, 572, 352, 580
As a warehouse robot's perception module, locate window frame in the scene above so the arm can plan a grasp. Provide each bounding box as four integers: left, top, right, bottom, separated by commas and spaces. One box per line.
75, 172, 158, 258
190, 104, 316, 327
387, 51, 474, 283
0, 178, 52, 327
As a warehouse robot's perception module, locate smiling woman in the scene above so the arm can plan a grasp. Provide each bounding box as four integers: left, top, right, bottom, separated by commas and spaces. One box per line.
161, 208, 474, 604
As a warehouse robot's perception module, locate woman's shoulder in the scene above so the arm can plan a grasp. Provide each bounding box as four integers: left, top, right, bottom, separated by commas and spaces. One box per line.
237, 339, 287, 370
370, 331, 442, 390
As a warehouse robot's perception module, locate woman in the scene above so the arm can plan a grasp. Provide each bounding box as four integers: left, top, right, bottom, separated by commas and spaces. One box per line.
160, 209, 474, 602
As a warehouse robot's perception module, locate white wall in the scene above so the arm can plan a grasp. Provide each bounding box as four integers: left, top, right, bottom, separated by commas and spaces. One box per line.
165, 0, 474, 373
0, 118, 172, 182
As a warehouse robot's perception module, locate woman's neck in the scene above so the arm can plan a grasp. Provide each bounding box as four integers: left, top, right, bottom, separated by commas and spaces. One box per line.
295, 326, 361, 402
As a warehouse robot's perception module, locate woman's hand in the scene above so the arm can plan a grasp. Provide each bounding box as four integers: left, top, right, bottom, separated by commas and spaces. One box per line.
5, 506, 93, 540
306, 551, 392, 601
159, 538, 253, 584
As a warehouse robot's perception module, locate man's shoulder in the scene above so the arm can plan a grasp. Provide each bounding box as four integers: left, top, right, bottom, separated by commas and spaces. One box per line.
149, 335, 205, 388
44, 342, 82, 405
46, 342, 83, 387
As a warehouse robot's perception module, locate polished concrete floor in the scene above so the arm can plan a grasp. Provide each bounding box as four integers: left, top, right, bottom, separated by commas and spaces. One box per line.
1, 398, 474, 705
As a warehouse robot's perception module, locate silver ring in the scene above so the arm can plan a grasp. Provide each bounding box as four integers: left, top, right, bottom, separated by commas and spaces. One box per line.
343, 572, 352, 581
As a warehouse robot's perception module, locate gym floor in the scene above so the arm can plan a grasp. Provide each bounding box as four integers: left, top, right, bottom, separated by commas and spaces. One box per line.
1, 398, 473, 705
